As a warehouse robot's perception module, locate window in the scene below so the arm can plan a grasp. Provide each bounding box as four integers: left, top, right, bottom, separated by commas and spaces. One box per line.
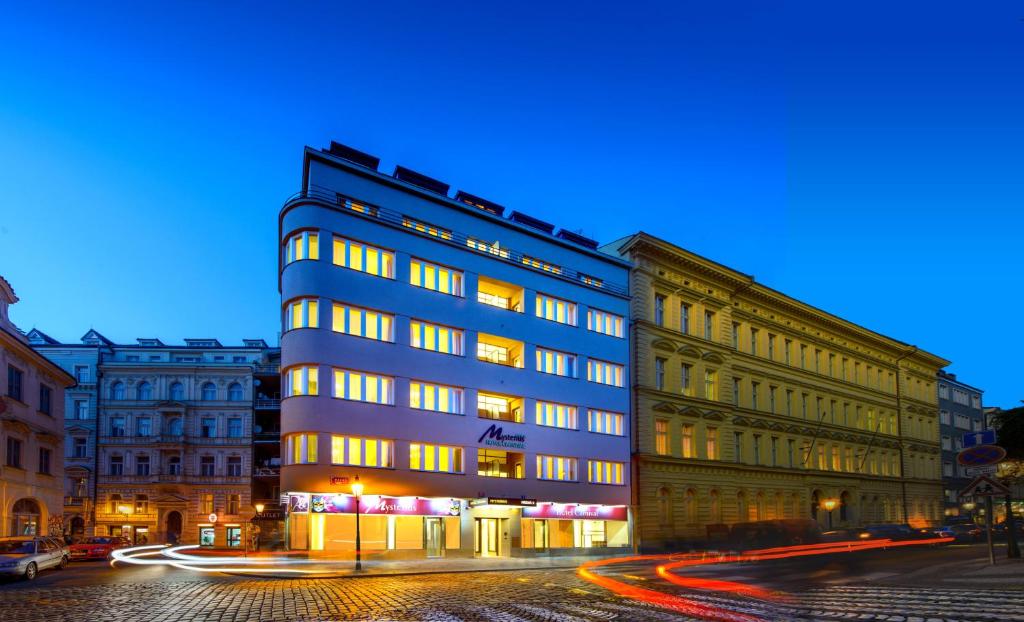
330, 436, 394, 468
137, 417, 151, 437
284, 366, 318, 397
109, 381, 124, 401
110, 416, 126, 437
38, 385, 51, 415
578, 273, 603, 287
409, 381, 463, 414
402, 216, 452, 240
285, 231, 319, 263
467, 237, 509, 258
751, 381, 760, 409
655, 358, 666, 390
477, 334, 524, 368
73, 437, 87, 458
285, 433, 318, 464
478, 449, 526, 478
587, 460, 624, 485
135, 494, 149, 514
477, 276, 523, 311
332, 303, 394, 342
108, 454, 122, 476
753, 434, 762, 465
74, 400, 88, 420
201, 417, 217, 438
734, 431, 744, 463
828, 353, 836, 377
536, 293, 577, 325
767, 334, 775, 359
732, 377, 741, 406
285, 298, 319, 331
200, 456, 216, 476
227, 493, 240, 515
680, 302, 691, 334
167, 456, 182, 475
38, 447, 51, 474
769, 386, 777, 413
521, 255, 562, 274
787, 439, 796, 467
536, 455, 578, 481
222, 455, 241, 476
167, 418, 183, 436
587, 309, 624, 338
477, 392, 523, 423
536, 347, 577, 377
201, 382, 217, 401
681, 364, 693, 396
784, 339, 792, 365
587, 409, 624, 436
704, 311, 715, 340
954, 414, 971, 430
74, 365, 89, 382
411, 320, 464, 355
770, 436, 779, 466
228, 418, 243, 438
135, 454, 150, 476
682, 424, 695, 458
410, 443, 463, 473
844, 447, 853, 472
200, 493, 214, 514
587, 359, 624, 387
169, 382, 184, 401
535, 401, 577, 429
704, 370, 717, 400
228, 383, 243, 401
410, 258, 463, 295
108, 494, 123, 514
943, 461, 953, 477
655, 419, 669, 455
654, 294, 666, 325
800, 345, 808, 369
732, 322, 740, 349
939, 410, 951, 425
332, 369, 394, 404
786, 390, 793, 415
134, 382, 152, 401
332, 236, 393, 278
750, 327, 759, 355
706, 427, 719, 459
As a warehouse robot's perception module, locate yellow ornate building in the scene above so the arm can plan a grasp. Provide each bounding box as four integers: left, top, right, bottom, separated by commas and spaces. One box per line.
605, 233, 948, 549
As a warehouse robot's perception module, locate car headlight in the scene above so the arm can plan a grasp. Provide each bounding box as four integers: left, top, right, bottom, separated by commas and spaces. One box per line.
858, 532, 871, 539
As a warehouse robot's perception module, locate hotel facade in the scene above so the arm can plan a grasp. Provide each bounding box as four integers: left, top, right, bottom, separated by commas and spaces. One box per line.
604, 233, 949, 549
279, 142, 632, 558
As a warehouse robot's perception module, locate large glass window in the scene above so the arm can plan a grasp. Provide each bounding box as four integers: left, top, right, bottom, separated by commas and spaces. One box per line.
587, 460, 624, 485
285, 231, 319, 264
331, 303, 394, 342
285, 298, 319, 331
330, 436, 393, 468
587, 308, 624, 338
285, 433, 317, 465
587, 359, 623, 387
332, 236, 394, 278
477, 276, 523, 311
409, 382, 463, 414
402, 216, 451, 240
477, 449, 525, 478
536, 455, 578, 481
409, 443, 463, 473
587, 409, 624, 436
467, 237, 509, 258
332, 369, 394, 404
476, 334, 524, 368
536, 347, 577, 377
477, 392, 523, 423
411, 320, 464, 355
284, 366, 318, 397
410, 258, 463, 296
535, 293, 577, 326
535, 401, 577, 430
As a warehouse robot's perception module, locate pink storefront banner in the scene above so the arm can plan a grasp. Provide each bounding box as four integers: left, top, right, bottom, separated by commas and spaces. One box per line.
307, 494, 461, 517
522, 504, 628, 521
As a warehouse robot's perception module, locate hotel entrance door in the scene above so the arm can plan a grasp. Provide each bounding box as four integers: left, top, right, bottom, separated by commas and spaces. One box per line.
424, 517, 444, 558
475, 518, 500, 557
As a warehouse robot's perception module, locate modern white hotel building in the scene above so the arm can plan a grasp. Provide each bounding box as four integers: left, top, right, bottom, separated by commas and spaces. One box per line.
279, 142, 632, 557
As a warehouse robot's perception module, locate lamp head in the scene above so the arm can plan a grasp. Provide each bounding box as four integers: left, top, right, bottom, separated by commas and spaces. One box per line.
351, 475, 364, 498
822, 499, 838, 512
254, 503, 265, 514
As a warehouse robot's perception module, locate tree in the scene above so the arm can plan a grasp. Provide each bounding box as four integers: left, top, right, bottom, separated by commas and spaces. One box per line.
994, 407, 1024, 460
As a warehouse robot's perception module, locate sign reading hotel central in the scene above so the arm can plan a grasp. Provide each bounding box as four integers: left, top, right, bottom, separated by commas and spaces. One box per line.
522, 504, 628, 521
478, 424, 525, 449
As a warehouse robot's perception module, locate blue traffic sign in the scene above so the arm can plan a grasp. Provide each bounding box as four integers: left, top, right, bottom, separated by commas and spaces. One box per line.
963, 429, 997, 448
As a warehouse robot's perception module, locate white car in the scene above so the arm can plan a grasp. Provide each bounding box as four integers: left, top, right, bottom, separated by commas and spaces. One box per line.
0, 536, 69, 580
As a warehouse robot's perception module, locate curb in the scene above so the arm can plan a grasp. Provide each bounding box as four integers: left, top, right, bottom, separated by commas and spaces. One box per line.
224, 563, 584, 580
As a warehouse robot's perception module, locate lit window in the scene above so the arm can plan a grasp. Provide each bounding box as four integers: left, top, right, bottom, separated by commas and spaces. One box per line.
681, 424, 695, 458
587, 409, 624, 436
284, 366, 318, 397
410, 258, 463, 296
409, 381, 464, 414
402, 216, 451, 239
331, 303, 394, 342
330, 436, 393, 468
477, 276, 523, 311
587, 459, 624, 485
587, 308, 624, 338
409, 443, 463, 473
521, 255, 562, 274
332, 236, 394, 278
285, 298, 319, 331
536, 347, 577, 377
681, 364, 693, 396
578, 273, 603, 288
285, 433, 317, 464
655, 419, 669, 455
704, 370, 718, 400
706, 427, 719, 459
477, 334, 524, 368
332, 369, 394, 405
536, 455, 578, 481
411, 320, 464, 355
587, 359, 623, 387
535, 293, 577, 326
477, 392, 523, 423
285, 231, 319, 264
535, 401, 577, 430
467, 237, 509, 258
338, 196, 379, 217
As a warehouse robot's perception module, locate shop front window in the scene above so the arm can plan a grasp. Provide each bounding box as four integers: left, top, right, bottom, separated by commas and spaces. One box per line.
199, 527, 215, 547
226, 527, 242, 548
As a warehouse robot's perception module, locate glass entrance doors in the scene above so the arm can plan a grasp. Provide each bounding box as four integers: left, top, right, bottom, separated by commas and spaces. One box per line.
424, 517, 444, 557
475, 518, 500, 557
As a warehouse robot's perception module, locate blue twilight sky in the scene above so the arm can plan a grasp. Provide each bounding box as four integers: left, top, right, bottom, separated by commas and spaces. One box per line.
0, 2, 1021, 407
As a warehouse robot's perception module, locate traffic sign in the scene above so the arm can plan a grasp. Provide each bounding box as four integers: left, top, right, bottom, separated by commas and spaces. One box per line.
963, 429, 997, 449
957, 444, 1007, 467
958, 475, 1011, 499
965, 464, 998, 477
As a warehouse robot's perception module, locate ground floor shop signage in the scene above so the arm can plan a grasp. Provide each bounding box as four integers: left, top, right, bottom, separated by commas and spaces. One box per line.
522, 504, 628, 521
307, 494, 461, 517
470, 497, 537, 507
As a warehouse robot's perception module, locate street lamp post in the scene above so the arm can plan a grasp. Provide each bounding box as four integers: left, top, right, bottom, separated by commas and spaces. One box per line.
822, 499, 838, 531
351, 476, 364, 571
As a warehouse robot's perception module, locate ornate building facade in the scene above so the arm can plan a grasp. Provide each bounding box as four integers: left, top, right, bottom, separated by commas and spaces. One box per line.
604, 233, 948, 549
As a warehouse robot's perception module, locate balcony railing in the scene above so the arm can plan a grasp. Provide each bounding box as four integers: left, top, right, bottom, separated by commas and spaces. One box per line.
254, 466, 280, 477
64, 496, 87, 507
254, 364, 280, 375
254, 399, 280, 410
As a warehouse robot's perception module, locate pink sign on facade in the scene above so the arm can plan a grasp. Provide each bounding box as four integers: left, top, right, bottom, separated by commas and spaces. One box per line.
522, 503, 628, 521
308, 494, 461, 517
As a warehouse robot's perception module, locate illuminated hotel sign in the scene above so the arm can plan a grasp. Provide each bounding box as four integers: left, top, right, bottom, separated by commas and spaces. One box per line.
477, 424, 525, 448
522, 504, 628, 521
302, 494, 462, 517
469, 497, 537, 507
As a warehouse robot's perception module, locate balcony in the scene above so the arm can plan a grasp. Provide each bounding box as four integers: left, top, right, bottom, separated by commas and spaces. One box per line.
477, 392, 524, 423
254, 466, 280, 478
254, 430, 281, 442
189, 436, 250, 446
254, 364, 280, 375
476, 334, 524, 368
477, 449, 525, 479
477, 276, 524, 312
64, 496, 87, 507
255, 399, 280, 410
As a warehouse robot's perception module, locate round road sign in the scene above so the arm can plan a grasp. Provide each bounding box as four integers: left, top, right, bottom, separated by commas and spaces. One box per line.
957, 444, 1006, 466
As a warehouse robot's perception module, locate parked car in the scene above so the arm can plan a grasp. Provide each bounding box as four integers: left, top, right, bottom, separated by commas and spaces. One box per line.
0, 536, 69, 580
993, 519, 1024, 540
820, 529, 859, 542
70, 536, 130, 561
945, 523, 984, 542
857, 524, 926, 541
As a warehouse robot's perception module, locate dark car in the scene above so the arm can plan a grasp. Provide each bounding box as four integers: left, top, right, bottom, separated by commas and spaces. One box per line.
947, 524, 984, 542
820, 529, 859, 543
857, 524, 925, 541
728, 519, 822, 550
